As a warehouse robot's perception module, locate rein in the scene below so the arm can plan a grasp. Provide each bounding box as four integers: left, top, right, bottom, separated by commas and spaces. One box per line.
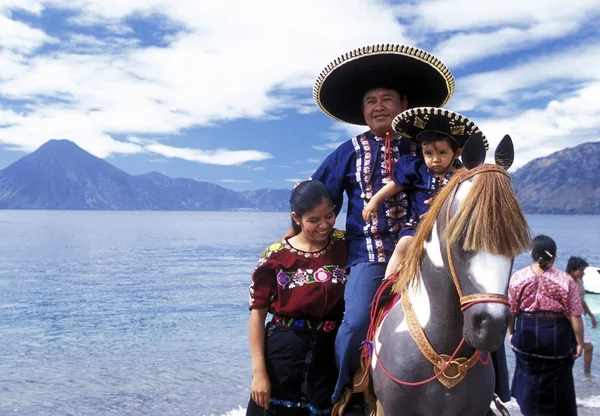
366, 164, 508, 388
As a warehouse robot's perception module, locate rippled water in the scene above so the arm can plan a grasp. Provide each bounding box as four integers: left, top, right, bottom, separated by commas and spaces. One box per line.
0, 211, 598, 415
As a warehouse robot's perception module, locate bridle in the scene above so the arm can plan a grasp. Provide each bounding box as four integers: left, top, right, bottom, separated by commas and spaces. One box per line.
369, 164, 511, 388
444, 165, 511, 312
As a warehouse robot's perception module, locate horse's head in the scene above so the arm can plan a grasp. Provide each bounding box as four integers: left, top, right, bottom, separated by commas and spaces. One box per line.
395, 135, 531, 352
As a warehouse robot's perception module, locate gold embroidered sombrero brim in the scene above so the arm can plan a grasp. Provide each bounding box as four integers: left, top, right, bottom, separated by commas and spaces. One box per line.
313, 44, 455, 125
391, 107, 489, 150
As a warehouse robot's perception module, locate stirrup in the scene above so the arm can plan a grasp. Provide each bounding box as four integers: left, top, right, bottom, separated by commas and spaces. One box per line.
352, 365, 370, 393
493, 394, 510, 416
331, 387, 352, 416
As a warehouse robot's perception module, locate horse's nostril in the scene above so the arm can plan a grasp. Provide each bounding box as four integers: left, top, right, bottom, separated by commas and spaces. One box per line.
474, 315, 486, 330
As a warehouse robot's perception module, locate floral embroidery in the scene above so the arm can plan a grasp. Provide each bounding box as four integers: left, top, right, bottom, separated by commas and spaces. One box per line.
314, 268, 330, 283
284, 233, 341, 259
256, 242, 286, 267
323, 321, 337, 333
248, 282, 255, 304
331, 267, 347, 283
360, 134, 373, 200
277, 270, 291, 287
292, 270, 310, 287
332, 229, 345, 240
269, 397, 331, 415
272, 315, 339, 333
277, 265, 347, 289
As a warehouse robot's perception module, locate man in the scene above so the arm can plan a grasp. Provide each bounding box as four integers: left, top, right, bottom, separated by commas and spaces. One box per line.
310, 44, 454, 411
566, 256, 597, 374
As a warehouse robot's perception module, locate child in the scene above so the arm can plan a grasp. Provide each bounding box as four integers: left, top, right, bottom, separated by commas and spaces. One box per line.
362, 107, 488, 279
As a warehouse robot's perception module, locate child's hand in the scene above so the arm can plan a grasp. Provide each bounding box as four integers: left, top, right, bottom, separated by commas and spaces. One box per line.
419, 198, 433, 219
363, 202, 377, 222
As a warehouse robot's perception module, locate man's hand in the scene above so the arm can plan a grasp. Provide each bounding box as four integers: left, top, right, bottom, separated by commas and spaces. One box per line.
282, 227, 296, 240
362, 201, 377, 222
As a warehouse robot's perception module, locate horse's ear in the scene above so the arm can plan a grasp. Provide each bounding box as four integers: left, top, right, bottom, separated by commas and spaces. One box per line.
461, 134, 486, 169
494, 134, 514, 170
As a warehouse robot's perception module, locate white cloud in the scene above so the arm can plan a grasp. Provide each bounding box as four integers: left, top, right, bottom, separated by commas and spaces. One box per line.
477, 80, 600, 169
0, 14, 57, 53
145, 143, 272, 166
453, 43, 600, 111
409, 0, 600, 32
0, 1, 44, 15
1, 0, 599, 172
0, 0, 410, 162
433, 23, 579, 68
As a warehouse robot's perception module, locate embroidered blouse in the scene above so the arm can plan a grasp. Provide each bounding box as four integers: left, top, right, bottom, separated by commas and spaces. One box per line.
392, 155, 461, 227
311, 131, 417, 266
508, 266, 584, 317
248, 229, 348, 320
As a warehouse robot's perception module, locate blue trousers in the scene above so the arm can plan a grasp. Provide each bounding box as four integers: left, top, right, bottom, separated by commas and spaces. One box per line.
332, 262, 386, 403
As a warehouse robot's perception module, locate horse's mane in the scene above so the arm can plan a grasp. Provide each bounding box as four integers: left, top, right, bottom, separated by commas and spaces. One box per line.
392, 165, 531, 294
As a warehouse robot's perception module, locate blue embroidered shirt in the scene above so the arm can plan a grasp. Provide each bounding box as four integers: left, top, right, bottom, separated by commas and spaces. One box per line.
311, 131, 417, 266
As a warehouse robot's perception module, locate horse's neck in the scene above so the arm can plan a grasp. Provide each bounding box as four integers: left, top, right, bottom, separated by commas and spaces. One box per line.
406, 230, 466, 352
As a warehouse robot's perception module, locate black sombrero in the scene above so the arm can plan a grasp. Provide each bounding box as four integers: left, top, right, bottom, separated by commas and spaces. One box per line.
391, 107, 489, 150
313, 44, 454, 125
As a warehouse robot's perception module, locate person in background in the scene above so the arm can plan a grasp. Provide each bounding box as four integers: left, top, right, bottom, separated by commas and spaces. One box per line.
508, 235, 585, 416
566, 256, 597, 375
247, 180, 348, 416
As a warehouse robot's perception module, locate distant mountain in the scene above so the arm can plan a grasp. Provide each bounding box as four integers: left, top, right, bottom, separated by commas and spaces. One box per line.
512, 142, 600, 214
0, 140, 290, 211
1, 139, 598, 213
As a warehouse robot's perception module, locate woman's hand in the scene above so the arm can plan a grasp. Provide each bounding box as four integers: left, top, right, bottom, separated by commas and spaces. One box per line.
362, 201, 377, 222
251, 370, 271, 408
573, 343, 584, 359
591, 314, 597, 329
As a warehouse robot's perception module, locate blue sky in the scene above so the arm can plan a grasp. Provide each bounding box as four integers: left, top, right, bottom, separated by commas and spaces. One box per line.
1, 0, 599, 191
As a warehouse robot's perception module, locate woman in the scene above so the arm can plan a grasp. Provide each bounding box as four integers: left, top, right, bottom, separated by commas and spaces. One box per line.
247, 180, 347, 416
508, 235, 585, 416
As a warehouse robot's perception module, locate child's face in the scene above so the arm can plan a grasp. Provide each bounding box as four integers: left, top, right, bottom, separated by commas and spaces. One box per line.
421, 140, 458, 175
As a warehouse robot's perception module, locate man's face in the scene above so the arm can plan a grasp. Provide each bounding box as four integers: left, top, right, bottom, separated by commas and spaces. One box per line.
361, 88, 406, 135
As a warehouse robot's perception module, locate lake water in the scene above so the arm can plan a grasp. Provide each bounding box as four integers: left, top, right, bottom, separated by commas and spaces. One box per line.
0, 211, 598, 415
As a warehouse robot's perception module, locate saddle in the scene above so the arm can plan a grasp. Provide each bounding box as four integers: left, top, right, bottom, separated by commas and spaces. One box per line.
331, 279, 398, 416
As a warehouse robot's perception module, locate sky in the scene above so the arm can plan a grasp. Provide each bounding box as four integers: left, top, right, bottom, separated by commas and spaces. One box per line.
0, 0, 599, 191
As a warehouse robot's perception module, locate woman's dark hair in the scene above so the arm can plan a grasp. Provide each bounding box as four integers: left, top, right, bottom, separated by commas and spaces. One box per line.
530, 234, 557, 271
566, 256, 589, 274
290, 180, 333, 233
418, 131, 460, 153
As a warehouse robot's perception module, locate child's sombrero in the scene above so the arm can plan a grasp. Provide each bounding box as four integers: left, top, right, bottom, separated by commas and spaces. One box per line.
391, 107, 489, 150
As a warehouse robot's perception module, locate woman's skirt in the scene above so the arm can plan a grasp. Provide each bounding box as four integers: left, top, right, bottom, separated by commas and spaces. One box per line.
511, 311, 578, 416
247, 318, 339, 416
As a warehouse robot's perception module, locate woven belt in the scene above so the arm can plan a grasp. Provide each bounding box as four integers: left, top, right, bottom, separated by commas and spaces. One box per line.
271, 314, 339, 333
